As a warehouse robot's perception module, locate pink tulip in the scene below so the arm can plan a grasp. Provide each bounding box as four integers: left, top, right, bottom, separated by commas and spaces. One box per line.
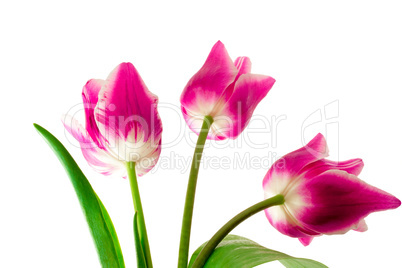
180, 41, 275, 140
63, 62, 162, 177
263, 133, 400, 246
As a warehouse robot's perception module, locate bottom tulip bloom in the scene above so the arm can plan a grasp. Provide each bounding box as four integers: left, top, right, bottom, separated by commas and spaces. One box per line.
263, 133, 401, 246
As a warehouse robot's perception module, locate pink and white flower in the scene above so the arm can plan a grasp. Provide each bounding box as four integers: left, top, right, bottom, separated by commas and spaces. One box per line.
263, 133, 401, 246
180, 41, 275, 140
63, 62, 162, 177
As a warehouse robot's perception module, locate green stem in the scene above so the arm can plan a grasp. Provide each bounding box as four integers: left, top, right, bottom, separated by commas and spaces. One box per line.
127, 162, 153, 268
178, 115, 214, 268
191, 194, 285, 268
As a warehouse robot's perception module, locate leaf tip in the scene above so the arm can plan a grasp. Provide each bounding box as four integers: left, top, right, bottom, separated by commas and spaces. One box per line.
33, 123, 43, 131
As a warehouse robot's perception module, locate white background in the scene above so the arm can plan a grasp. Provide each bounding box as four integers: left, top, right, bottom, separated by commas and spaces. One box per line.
1, 1, 402, 267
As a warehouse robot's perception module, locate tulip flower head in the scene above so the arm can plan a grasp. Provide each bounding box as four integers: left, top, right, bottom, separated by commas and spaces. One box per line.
63, 62, 162, 177
263, 133, 401, 246
180, 41, 275, 140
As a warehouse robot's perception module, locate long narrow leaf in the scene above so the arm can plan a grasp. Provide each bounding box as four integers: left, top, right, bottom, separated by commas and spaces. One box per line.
189, 235, 327, 268
96, 193, 125, 267
34, 123, 125, 268
134, 213, 147, 268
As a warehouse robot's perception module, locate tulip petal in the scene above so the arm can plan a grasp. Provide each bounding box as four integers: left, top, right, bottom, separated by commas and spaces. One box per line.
353, 219, 368, 232
264, 170, 321, 238
264, 204, 320, 238
234, 56, 252, 77
263, 133, 328, 190
298, 237, 314, 246
181, 106, 226, 140
82, 79, 106, 148
263, 134, 330, 239
180, 41, 238, 117
62, 115, 125, 176
216, 57, 253, 103
301, 158, 364, 179
135, 138, 162, 176
95, 63, 163, 164
298, 170, 401, 235
216, 74, 275, 139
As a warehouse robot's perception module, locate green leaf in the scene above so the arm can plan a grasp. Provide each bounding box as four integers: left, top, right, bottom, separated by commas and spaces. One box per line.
279, 258, 328, 268
34, 123, 125, 268
188, 235, 327, 268
133, 213, 147, 268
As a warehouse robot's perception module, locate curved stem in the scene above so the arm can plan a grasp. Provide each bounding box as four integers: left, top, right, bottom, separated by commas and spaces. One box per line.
191, 194, 285, 268
178, 116, 214, 268
127, 162, 153, 268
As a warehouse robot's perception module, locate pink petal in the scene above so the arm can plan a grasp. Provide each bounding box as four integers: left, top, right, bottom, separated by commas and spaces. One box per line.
82, 79, 106, 149
298, 237, 314, 246
353, 219, 368, 232
234, 56, 252, 77
301, 158, 364, 179
180, 106, 226, 140
217, 74, 275, 139
263, 134, 329, 239
216, 57, 253, 103
95, 62, 163, 147
263, 133, 328, 189
180, 41, 238, 118
62, 115, 125, 176
297, 170, 401, 235
62, 114, 89, 144
264, 207, 320, 238
135, 138, 162, 176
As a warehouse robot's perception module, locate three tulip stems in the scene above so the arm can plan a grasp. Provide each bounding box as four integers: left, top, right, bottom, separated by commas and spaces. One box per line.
127, 162, 153, 268
126, 115, 285, 268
